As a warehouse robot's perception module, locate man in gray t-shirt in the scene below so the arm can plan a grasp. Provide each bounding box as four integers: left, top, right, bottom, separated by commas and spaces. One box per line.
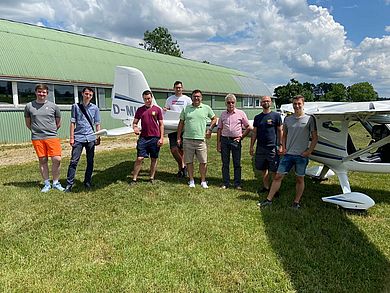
259, 95, 318, 209
24, 84, 65, 193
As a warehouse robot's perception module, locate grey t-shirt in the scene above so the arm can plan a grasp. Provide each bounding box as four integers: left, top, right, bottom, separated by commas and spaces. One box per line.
24, 100, 61, 140
284, 113, 317, 155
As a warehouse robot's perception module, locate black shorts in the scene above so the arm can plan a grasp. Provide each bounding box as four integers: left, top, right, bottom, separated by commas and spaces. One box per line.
168, 132, 183, 149
255, 146, 279, 172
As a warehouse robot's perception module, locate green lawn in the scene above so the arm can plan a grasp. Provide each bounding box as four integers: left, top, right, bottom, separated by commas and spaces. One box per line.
1, 136, 390, 292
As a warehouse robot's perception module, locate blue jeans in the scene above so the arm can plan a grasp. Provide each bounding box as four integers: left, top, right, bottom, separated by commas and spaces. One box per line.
66, 141, 96, 186
221, 136, 242, 187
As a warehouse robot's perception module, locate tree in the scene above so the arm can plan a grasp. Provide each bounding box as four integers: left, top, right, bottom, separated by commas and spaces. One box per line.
273, 79, 314, 107
139, 27, 182, 57
347, 82, 378, 102
323, 83, 347, 102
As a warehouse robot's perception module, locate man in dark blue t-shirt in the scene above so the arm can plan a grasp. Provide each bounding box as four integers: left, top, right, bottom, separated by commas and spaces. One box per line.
250, 96, 283, 194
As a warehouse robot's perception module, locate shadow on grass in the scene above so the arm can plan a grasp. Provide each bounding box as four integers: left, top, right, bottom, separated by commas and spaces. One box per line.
3, 180, 40, 189
259, 174, 390, 292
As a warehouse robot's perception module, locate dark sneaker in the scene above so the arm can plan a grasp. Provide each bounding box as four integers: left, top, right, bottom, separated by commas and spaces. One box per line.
149, 178, 155, 184
257, 187, 269, 194
129, 179, 137, 186
291, 202, 301, 209
84, 182, 92, 189
64, 185, 72, 193
259, 199, 273, 208
176, 170, 183, 178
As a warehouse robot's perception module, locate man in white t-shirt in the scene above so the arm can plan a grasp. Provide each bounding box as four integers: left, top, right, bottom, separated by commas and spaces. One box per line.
164, 81, 192, 178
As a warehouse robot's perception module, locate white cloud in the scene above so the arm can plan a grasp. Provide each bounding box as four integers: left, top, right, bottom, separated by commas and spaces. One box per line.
0, 0, 389, 97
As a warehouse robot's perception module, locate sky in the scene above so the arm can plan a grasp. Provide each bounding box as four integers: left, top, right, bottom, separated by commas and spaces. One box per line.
0, 0, 389, 98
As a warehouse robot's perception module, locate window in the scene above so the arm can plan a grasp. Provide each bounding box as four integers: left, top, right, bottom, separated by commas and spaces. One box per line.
17, 82, 36, 104
98, 87, 112, 109
0, 81, 12, 105
242, 97, 253, 108
202, 95, 212, 107
54, 84, 74, 105
213, 95, 226, 109
153, 92, 169, 108
255, 98, 261, 108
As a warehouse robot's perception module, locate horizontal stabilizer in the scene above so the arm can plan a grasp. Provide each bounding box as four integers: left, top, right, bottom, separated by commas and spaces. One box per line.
95, 127, 133, 137
322, 192, 375, 210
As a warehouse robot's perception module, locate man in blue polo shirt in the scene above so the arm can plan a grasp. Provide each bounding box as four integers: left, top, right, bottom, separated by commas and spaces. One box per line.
65, 87, 101, 192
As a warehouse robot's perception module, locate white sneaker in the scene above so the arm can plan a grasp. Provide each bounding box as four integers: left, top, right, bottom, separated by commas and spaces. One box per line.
188, 180, 195, 188
41, 184, 51, 193
52, 182, 65, 191
200, 181, 209, 189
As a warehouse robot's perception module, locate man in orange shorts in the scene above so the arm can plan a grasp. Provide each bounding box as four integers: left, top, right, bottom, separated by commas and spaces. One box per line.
24, 84, 65, 192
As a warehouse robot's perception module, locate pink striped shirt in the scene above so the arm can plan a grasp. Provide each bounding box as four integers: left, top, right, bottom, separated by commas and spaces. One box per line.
217, 109, 249, 137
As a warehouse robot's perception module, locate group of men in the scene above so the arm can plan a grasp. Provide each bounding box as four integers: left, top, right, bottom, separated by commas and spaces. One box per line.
128, 81, 318, 208
250, 95, 318, 208
24, 84, 101, 193
25, 82, 318, 208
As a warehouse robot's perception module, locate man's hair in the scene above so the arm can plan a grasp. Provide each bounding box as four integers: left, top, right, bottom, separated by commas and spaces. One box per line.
191, 89, 202, 96
293, 95, 305, 102
225, 93, 236, 102
173, 81, 182, 87
35, 84, 49, 92
142, 89, 153, 97
82, 87, 94, 93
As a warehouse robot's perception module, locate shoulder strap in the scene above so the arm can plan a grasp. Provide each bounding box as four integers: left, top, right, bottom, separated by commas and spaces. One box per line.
77, 103, 94, 131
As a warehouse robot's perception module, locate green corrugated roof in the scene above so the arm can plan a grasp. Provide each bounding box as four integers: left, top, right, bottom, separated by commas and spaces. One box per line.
0, 18, 271, 96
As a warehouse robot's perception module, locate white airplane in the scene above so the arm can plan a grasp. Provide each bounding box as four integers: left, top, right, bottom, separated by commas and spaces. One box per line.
98, 66, 390, 210
280, 101, 390, 210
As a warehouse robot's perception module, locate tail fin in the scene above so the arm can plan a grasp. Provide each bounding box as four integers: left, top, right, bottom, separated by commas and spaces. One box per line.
111, 66, 151, 124
97, 66, 160, 136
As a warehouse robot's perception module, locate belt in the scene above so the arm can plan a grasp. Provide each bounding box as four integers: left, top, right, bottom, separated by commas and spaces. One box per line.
223, 136, 240, 140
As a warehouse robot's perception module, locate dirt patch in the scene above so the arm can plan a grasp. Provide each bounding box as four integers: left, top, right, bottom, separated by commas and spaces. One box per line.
0, 135, 136, 167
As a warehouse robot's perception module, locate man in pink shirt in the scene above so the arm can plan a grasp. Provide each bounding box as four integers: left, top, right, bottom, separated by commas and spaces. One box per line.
217, 94, 252, 189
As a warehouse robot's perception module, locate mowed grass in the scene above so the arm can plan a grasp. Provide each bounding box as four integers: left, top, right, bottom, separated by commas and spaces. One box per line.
1, 132, 390, 292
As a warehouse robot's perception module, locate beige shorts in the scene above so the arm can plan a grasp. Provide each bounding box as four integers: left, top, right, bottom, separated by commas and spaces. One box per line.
183, 139, 207, 164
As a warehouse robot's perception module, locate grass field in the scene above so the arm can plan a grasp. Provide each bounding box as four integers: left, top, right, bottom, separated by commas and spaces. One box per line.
1, 131, 390, 292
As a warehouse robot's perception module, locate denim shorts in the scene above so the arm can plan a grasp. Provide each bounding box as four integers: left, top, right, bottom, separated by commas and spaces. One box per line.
277, 154, 309, 176
137, 136, 160, 158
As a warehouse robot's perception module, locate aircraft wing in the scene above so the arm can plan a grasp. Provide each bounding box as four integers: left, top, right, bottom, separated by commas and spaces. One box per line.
95, 126, 133, 137
280, 101, 390, 122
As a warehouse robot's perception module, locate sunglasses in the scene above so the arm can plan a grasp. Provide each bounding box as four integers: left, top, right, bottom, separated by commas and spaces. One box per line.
226, 101, 235, 104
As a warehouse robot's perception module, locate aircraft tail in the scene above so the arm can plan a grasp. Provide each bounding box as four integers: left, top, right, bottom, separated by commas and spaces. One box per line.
111, 66, 151, 122
97, 66, 155, 136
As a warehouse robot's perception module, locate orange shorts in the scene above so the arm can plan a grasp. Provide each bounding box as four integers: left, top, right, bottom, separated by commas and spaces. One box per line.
32, 138, 62, 158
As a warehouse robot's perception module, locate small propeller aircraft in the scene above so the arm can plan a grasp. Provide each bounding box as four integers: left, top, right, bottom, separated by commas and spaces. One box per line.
98, 66, 390, 210
280, 101, 390, 210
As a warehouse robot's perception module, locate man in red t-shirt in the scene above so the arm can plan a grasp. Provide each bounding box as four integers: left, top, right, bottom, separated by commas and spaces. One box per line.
131, 90, 164, 184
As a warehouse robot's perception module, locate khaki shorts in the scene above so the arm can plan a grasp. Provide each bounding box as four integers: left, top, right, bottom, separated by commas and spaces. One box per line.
183, 139, 207, 164
32, 138, 62, 158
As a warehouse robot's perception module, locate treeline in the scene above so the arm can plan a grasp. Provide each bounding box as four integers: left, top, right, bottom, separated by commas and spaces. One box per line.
273, 79, 379, 107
